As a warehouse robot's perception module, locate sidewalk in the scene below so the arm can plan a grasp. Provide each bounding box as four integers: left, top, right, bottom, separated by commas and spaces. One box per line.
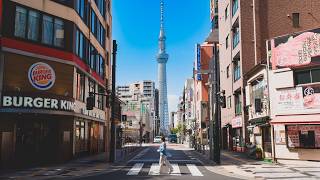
0, 145, 143, 180
188, 145, 320, 180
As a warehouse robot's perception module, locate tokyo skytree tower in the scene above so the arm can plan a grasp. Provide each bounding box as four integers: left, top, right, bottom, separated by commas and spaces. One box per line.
157, 0, 169, 135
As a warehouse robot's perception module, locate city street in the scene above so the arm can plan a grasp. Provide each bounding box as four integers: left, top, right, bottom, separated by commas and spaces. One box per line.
74, 144, 239, 180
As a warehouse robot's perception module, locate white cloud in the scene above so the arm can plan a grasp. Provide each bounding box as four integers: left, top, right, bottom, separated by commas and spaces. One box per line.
168, 94, 179, 113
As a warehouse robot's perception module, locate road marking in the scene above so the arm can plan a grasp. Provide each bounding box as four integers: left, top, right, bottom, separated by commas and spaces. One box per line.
148, 163, 160, 175
187, 164, 203, 176
129, 159, 200, 163
171, 164, 181, 176
127, 163, 144, 175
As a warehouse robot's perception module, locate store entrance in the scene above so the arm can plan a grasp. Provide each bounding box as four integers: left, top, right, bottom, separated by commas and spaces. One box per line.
15, 119, 59, 167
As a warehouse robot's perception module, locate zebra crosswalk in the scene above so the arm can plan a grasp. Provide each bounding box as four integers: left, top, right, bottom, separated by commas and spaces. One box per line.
127, 163, 204, 176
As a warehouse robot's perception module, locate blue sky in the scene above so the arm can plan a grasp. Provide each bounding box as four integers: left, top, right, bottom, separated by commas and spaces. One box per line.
113, 0, 211, 112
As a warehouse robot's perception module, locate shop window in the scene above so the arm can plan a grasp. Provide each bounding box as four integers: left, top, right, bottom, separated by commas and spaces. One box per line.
299, 131, 315, 148
98, 86, 104, 110
14, 6, 27, 38
286, 125, 319, 149
76, 71, 85, 102
89, 79, 96, 107
27, 10, 40, 41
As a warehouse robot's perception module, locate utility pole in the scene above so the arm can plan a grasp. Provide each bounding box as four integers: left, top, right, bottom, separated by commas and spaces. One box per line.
110, 40, 117, 162
213, 42, 221, 164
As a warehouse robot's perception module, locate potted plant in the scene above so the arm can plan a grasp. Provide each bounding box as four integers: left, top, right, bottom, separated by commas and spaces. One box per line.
256, 147, 263, 160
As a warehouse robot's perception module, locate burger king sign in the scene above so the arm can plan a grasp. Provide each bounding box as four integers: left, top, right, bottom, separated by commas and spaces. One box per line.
28, 62, 56, 90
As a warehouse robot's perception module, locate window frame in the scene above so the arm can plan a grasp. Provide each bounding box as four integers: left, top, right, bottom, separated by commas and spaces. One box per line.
292, 13, 300, 28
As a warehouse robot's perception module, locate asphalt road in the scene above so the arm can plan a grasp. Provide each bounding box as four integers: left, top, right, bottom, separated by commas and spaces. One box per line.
74, 144, 240, 180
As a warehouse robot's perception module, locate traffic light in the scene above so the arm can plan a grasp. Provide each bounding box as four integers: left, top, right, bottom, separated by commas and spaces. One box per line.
86, 93, 94, 110
219, 95, 226, 108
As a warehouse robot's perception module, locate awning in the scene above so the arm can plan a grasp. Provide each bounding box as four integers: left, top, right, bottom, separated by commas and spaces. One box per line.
271, 114, 320, 124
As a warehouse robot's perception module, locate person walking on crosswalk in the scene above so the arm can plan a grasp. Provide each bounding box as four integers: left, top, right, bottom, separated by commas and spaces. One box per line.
157, 136, 173, 174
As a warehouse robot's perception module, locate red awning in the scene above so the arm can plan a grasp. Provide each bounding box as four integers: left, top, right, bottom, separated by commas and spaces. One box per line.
271, 114, 320, 124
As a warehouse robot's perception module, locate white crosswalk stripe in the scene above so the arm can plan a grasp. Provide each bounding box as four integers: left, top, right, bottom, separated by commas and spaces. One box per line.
127, 163, 144, 175
171, 164, 181, 176
148, 163, 160, 175
187, 164, 203, 176
127, 163, 202, 176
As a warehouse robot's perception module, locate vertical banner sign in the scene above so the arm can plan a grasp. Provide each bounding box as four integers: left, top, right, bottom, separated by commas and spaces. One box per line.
196, 44, 202, 80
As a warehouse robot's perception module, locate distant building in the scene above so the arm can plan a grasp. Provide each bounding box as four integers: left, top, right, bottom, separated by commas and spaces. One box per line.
117, 80, 156, 142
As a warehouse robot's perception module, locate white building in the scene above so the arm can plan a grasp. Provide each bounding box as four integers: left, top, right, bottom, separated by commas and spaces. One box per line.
117, 80, 156, 142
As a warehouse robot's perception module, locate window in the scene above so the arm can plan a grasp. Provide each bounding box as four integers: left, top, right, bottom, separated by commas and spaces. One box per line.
75, 29, 86, 60
106, 24, 110, 38
295, 68, 320, 85
14, 6, 27, 38
225, 4, 229, 20
233, 27, 239, 49
227, 96, 232, 109
226, 34, 229, 49
233, 59, 241, 81
89, 45, 97, 70
98, 55, 105, 78
54, 19, 64, 47
286, 125, 319, 149
14, 6, 65, 48
292, 13, 300, 28
27, 10, 40, 41
106, 51, 109, 66
42, 15, 54, 45
252, 79, 264, 113
89, 79, 96, 107
76, 0, 88, 24
232, 0, 238, 16
98, 86, 104, 110
95, 0, 106, 17
235, 92, 242, 115
76, 71, 85, 102
91, 10, 96, 35
226, 65, 230, 78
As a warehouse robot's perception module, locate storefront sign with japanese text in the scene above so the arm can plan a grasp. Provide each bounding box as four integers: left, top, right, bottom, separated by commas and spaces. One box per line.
232, 116, 242, 128
270, 28, 320, 69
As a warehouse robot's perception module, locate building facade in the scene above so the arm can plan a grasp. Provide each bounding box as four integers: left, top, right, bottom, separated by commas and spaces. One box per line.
117, 80, 156, 142
193, 43, 213, 147
0, 0, 112, 168
218, 0, 320, 154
